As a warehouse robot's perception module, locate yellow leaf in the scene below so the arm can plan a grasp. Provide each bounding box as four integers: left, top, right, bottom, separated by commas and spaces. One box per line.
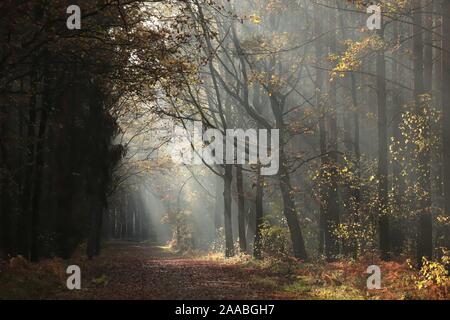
250, 14, 262, 24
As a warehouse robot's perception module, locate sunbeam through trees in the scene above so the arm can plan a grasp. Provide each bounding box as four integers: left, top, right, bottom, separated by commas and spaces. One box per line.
1, 0, 450, 302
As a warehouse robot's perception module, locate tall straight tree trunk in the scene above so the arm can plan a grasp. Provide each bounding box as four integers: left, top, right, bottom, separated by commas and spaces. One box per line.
20, 78, 38, 259
253, 165, 264, 259
423, 1, 433, 93
55, 80, 76, 259
214, 173, 223, 236
236, 165, 247, 253
376, 27, 390, 261
337, 1, 360, 257
314, 2, 326, 255
223, 164, 234, 257
252, 81, 264, 259
413, 0, 433, 263
0, 111, 12, 257
434, 0, 444, 215
441, 1, 450, 250
29, 90, 48, 261
318, 117, 327, 256
341, 73, 361, 258
29, 52, 51, 261
392, 21, 406, 254
17, 0, 36, 262
324, 2, 340, 260
350, 73, 361, 217
348, 8, 362, 227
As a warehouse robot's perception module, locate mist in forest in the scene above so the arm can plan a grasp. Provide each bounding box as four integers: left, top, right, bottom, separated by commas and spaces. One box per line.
102, 0, 449, 267
1, 0, 450, 301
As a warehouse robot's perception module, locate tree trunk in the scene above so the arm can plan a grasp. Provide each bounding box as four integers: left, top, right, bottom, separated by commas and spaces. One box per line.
19, 81, 38, 259
253, 165, 264, 259
29, 93, 48, 261
442, 1, 450, 251
324, 3, 340, 260
350, 73, 361, 218
279, 157, 307, 260
214, 173, 223, 236
87, 197, 103, 259
377, 27, 390, 261
314, 2, 326, 255
0, 110, 12, 258
414, 0, 433, 264
236, 165, 247, 253
223, 164, 234, 257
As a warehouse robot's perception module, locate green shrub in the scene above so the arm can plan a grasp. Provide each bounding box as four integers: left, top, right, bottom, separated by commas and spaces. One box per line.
260, 222, 292, 260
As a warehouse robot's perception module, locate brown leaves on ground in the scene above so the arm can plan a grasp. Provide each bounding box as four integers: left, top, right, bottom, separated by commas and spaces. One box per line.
0, 242, 295, 300
1, 242, 449, 300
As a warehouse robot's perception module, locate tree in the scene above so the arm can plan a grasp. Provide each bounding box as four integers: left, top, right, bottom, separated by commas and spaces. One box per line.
413, 0, 433, 263
442, 0, 450, 250
376, 22, 390, 261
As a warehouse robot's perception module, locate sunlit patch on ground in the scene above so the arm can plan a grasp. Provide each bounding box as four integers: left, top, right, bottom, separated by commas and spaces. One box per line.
1, 242, 449, 300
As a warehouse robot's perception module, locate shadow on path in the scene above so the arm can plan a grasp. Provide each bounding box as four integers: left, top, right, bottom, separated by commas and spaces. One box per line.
60, 241, 295, 300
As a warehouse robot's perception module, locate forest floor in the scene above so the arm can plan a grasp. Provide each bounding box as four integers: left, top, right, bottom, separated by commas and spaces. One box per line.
0, 241, 448, 300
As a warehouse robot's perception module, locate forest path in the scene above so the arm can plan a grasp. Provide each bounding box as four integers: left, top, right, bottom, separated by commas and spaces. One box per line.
60, 242, 296, 300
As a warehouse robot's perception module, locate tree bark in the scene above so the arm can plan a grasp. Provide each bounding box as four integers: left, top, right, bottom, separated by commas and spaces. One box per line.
441, 1, 450, 250
0, 109, 12, 257
253, 165, 264, 259
278, 156, 307, 260
236, 165, 247, 253
314, 1, 326, 255
414, 0, 433, 263
223, 164, 234, 257
324, 2, 340, 260
29, 91, 48, 261
377, 27, 390, 261
274, 100, 307, 260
